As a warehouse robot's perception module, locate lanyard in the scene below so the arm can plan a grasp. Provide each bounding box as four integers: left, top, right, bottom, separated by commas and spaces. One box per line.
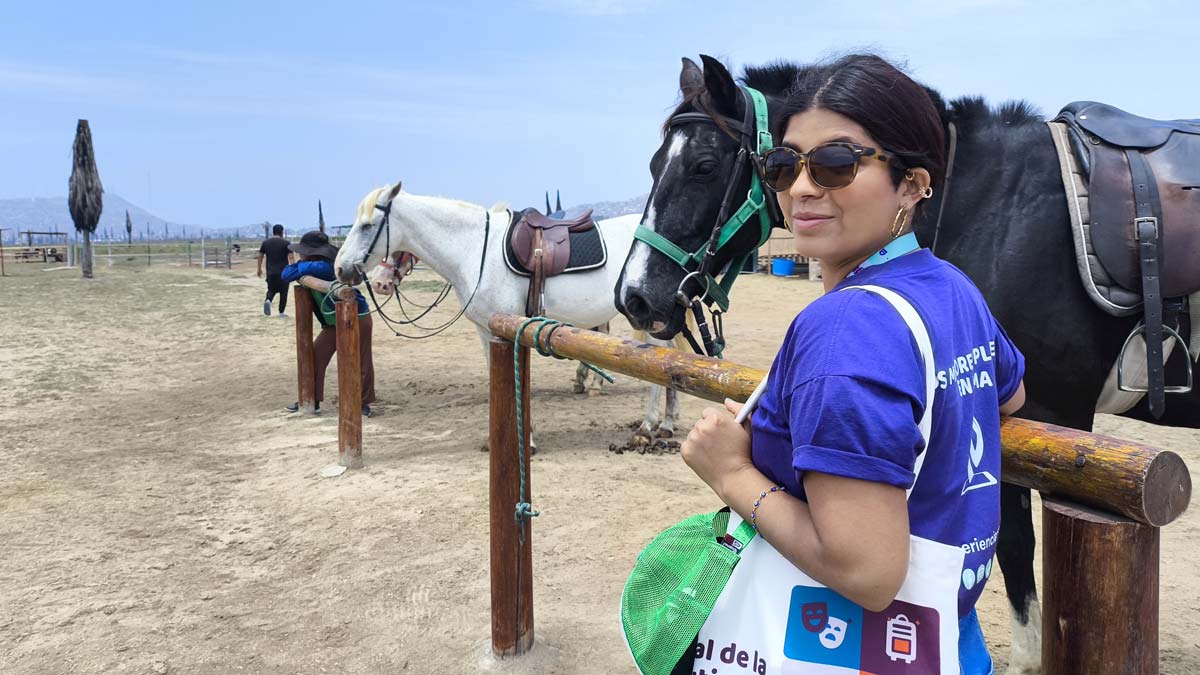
847, 232, 921, 278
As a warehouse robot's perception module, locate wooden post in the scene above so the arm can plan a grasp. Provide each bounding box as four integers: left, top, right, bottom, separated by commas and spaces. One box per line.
294, 288, 316, 414
1042, 497, 1159, 675
187, 242, 192, 268
335, 287, 363, 469
225, 237, 232, 269
489, 336, 534, 656
200, 235, 206, 269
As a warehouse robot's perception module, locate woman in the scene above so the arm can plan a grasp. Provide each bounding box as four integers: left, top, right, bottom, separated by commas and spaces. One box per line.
281, 230, 377, 417
680, 55, 1025, 672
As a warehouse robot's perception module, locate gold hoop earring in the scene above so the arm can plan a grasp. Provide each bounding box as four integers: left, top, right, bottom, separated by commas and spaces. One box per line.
891, 207, 908, 238
922, 186, 934, 199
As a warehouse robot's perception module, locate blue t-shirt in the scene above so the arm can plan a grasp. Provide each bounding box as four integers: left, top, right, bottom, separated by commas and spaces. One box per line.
281, 260, 370, 315
750, 249, 1024, 618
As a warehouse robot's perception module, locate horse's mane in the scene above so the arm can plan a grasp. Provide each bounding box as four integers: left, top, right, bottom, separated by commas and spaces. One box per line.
738, 60, 1046, 135
945, 96, 1044, 135
740, 61, 802, 95
356, 186, 391, 224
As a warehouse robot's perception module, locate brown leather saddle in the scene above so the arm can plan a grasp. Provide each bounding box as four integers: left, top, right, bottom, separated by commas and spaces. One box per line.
1055, 101, 1200, 415
509, 207, 597, 315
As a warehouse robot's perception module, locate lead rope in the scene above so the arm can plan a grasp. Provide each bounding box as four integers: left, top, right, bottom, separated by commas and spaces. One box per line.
508, 317, 613, 646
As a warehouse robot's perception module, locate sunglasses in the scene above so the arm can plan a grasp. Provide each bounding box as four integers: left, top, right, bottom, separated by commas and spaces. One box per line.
759, 142, 900, 192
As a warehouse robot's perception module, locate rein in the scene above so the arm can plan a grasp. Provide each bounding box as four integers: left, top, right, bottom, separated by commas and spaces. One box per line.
929, 122, 958, 255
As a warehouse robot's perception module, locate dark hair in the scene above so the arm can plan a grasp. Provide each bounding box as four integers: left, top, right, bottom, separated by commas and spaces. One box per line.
776, 54, 945, 194
272, 224, 284, 236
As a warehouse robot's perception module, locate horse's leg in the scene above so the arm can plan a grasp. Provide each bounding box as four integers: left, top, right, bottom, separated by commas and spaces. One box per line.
657, 386, 679, 438
588, 322, 612, 392
636, 383, 662, 443
998, 482, 1040, 675
574, 362, 589, 394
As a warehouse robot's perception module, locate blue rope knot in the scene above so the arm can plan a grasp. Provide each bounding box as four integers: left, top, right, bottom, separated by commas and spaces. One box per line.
514, 501, 540, 521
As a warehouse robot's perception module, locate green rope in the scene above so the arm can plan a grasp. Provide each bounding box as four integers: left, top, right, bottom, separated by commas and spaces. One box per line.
510, 317, 615, 541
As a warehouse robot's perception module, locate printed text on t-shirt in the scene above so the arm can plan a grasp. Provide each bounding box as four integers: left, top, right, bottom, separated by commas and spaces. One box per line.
937, 341, 996, 397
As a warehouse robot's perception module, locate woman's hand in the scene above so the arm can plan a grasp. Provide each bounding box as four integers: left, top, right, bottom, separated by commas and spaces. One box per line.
681, 399, 754, 496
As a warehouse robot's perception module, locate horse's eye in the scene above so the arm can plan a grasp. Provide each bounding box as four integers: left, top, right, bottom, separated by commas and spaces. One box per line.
693, 160, 717, 177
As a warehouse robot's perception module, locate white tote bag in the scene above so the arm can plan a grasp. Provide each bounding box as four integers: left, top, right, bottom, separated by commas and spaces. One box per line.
692, 285, 965, 675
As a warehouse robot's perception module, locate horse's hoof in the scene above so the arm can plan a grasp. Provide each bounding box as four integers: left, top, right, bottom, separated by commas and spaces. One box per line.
655, 427, 674, 439
573, 383, 586, 394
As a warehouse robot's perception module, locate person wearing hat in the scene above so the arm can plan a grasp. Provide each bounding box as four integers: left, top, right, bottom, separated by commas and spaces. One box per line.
281, 230, 376, 417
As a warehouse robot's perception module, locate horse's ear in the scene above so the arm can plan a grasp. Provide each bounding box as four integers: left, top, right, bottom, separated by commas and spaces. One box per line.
699, 54, 738, 118
680, 57, 703, 97
387, 181, 403, 201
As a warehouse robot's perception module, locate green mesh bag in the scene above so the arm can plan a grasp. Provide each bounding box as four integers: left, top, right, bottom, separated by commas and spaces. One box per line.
620, 509, 757, 675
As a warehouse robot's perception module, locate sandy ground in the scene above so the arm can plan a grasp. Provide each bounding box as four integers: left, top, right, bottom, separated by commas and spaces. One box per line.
0, 261, 1196, 675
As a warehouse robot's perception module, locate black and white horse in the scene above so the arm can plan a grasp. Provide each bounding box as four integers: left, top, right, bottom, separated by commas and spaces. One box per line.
614, 55, 1199, 675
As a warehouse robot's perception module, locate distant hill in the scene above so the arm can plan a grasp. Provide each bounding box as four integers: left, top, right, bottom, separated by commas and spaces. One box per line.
570, 193, 648, 220
0, 194, 208, 243
0, 192, 650, 244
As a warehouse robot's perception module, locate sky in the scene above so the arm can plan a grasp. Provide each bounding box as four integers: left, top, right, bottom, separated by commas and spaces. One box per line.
1, 0, 1195, 230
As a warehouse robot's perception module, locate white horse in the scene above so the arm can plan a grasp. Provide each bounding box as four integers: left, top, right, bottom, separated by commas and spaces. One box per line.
334, 182, 682, 441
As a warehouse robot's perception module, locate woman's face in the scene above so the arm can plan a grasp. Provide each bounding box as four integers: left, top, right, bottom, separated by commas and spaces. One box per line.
776, 108, 922, 269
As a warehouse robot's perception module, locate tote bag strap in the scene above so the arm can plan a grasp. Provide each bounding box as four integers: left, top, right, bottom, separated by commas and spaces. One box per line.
843, 285, 937, 497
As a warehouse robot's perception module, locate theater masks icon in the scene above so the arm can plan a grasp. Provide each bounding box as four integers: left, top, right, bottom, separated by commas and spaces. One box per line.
819, 616, 849, 650
801, 602, 828, 633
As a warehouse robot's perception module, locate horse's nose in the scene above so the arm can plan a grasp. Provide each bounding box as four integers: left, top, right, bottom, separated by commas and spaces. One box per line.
618, 286, 655, 331
337, 264, 362, 286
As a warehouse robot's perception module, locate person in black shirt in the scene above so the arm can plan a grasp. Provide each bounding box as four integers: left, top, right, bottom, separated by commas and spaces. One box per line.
257, 224, 293, 317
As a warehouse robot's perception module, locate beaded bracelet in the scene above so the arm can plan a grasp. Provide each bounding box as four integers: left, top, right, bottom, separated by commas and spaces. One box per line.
749, 485, 786, 530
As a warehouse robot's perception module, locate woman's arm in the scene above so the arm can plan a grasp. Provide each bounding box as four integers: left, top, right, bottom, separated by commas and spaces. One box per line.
714, 462, 909, 612
683, 403, 911, 612
295, 275, 331, 293
1000, 381, 1026, 416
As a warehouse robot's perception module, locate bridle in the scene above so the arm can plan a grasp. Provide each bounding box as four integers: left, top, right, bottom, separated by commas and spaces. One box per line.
633, 86, 784, 357
352, 193, 494, 339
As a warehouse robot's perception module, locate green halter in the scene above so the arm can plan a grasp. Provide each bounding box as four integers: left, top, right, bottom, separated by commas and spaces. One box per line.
633, 86, 776, 314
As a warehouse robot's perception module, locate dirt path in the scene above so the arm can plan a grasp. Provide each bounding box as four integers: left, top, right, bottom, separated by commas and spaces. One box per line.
1, 263, 1196, 674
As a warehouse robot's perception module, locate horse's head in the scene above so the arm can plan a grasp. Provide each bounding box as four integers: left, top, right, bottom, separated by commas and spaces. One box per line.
615, 56, 781, 339
335, 182, 404, 285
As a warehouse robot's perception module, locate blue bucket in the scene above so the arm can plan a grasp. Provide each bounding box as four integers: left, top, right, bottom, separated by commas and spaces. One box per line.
771, 258, 795, 277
